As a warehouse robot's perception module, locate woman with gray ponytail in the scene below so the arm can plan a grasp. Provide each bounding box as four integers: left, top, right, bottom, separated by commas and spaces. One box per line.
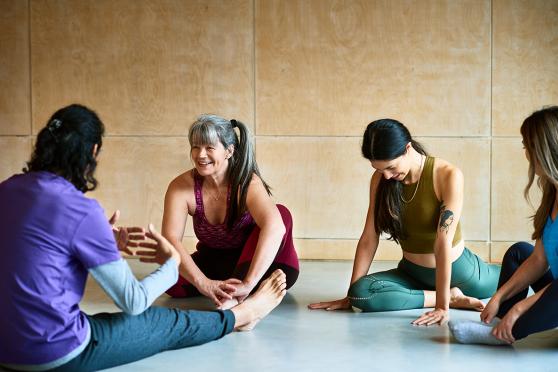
150, 114, 299, 328
310, 118, 500, 327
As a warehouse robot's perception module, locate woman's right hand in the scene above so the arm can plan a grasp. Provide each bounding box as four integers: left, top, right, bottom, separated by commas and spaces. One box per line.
308, 297, 351, 311
480, 294, 501, 324
196, 278, 241, 307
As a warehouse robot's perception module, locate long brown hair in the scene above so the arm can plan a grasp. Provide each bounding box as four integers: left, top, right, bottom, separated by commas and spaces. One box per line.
520, 106, 558, 239
189, 114, 271, 229
361, 119, 428, 243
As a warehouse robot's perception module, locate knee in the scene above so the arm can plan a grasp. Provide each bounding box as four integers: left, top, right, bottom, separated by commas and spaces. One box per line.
276, 204, 293, 230
348, 276, 396, 312
504, 241, 534, 262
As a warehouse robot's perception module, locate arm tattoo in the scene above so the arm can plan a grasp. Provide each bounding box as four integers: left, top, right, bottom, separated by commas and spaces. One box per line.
439, 204, 455, 235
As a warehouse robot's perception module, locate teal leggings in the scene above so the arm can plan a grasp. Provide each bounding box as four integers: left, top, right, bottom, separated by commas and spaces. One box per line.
348, 248, 501, 312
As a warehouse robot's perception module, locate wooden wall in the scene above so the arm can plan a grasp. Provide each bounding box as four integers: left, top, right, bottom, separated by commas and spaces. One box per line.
1, 0, 557, 261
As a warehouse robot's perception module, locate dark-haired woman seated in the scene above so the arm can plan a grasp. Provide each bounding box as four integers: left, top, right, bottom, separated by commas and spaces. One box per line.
0, 104, 287, 371
155, 114, 299, 328
309, 119, 500, 326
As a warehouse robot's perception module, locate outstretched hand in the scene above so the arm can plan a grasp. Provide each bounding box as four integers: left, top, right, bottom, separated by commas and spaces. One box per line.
412, 308, 449, 326
109, 210, 145, 255
308, 297, 351, 311
134, 224, 181, 266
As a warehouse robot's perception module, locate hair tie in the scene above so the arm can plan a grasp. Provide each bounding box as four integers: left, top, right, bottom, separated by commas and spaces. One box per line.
47, 119, 62, 142
231, 119, 238, 129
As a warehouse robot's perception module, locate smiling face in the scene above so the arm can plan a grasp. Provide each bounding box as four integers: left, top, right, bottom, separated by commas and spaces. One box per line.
370, 156, 409, 181
190, 141, 233, 177
370, 143, 413, 181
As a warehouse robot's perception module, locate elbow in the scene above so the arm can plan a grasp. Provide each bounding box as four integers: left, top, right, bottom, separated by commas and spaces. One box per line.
123, 306, 144, 316
276, 222, 287, 238
121, 303, 148, 316
120, 288, 150, 315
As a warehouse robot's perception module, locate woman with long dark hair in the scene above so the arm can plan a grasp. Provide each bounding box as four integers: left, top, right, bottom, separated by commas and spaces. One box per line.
0, 104, 287, 371
155, 114, 299, 326
309, 118, 500, 326
450, 106, 558, 344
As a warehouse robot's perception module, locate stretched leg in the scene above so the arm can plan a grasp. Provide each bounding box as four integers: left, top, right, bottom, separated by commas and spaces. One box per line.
51, 307, 236, 371
233, 204, 300, 290
348, 267, 425, 312
51, 272, 287, 371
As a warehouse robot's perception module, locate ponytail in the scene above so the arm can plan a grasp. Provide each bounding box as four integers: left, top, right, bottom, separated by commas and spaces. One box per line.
227, 119, 271, 229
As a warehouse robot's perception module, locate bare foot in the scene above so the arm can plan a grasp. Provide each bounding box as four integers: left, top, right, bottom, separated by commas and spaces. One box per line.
230, 269, 287, 331
218, 298, 239, 310
236, 319, 260, 332
449, 287, 485, 312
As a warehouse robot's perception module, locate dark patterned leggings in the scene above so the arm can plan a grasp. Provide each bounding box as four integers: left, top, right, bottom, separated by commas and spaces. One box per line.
497, 241, 558, 340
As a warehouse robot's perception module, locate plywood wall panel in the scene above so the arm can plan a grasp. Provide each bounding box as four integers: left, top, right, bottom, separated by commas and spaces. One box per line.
0, 137, 31, 182
493, 0, 558, 136
491, 138, 540, 241
0, 0, 30, 135
257, 136, 370, 239
31, 0, 254, 135
256, 0, 491, 136
90, 136, 193, 234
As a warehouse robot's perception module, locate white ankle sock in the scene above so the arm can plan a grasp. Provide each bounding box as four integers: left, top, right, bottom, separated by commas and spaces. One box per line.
448, 320, 508, 345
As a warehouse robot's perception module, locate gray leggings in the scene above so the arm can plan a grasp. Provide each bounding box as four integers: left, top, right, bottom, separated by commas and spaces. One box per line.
49, 307, 235, 371
348, 248, 501, 312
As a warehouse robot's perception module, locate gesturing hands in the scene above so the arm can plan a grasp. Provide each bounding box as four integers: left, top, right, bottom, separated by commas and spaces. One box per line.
134, 224, 181, 266
109, 210, 145, 255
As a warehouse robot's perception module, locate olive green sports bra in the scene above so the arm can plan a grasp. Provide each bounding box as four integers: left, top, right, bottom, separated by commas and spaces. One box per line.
399, 156, 462, 254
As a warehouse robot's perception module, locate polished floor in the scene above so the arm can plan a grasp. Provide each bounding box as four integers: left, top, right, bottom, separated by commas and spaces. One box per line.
81, 260, 558, 372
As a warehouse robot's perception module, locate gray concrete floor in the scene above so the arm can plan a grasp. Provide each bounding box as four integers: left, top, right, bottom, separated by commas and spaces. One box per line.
81, 260, 558, 372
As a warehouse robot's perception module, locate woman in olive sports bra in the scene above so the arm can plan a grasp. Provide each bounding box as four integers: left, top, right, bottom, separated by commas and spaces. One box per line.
309, 119, 500, 326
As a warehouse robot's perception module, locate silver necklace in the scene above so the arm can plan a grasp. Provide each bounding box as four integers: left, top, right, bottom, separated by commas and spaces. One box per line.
401, 155, 425, 204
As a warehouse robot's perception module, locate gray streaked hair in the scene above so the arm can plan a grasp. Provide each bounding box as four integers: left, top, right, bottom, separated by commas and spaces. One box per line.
188, 114, 271, 229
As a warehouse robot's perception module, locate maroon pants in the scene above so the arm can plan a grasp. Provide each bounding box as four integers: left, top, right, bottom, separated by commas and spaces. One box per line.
166, 204, 299, 298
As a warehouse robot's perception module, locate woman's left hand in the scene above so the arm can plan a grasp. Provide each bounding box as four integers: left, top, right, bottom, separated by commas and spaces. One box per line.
109, 210, 145, 255
491, 307, 520, 344
412, 308, 449, 326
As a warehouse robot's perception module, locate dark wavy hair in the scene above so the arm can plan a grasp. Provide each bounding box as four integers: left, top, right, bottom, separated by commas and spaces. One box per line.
24, 104, 104, 192
361, 119, 428, 243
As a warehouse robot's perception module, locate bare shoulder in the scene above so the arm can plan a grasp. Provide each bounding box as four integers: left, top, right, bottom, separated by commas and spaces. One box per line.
432, 158, 463, 200
433, 158, 463, 182
371, 170, 382, 185
247, 173, 272, 192
370, 170, 382, 191
167, 169, 195, 195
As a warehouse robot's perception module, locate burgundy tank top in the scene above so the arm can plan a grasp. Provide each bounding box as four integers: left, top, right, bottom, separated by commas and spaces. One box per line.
192, 172, 255, 249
